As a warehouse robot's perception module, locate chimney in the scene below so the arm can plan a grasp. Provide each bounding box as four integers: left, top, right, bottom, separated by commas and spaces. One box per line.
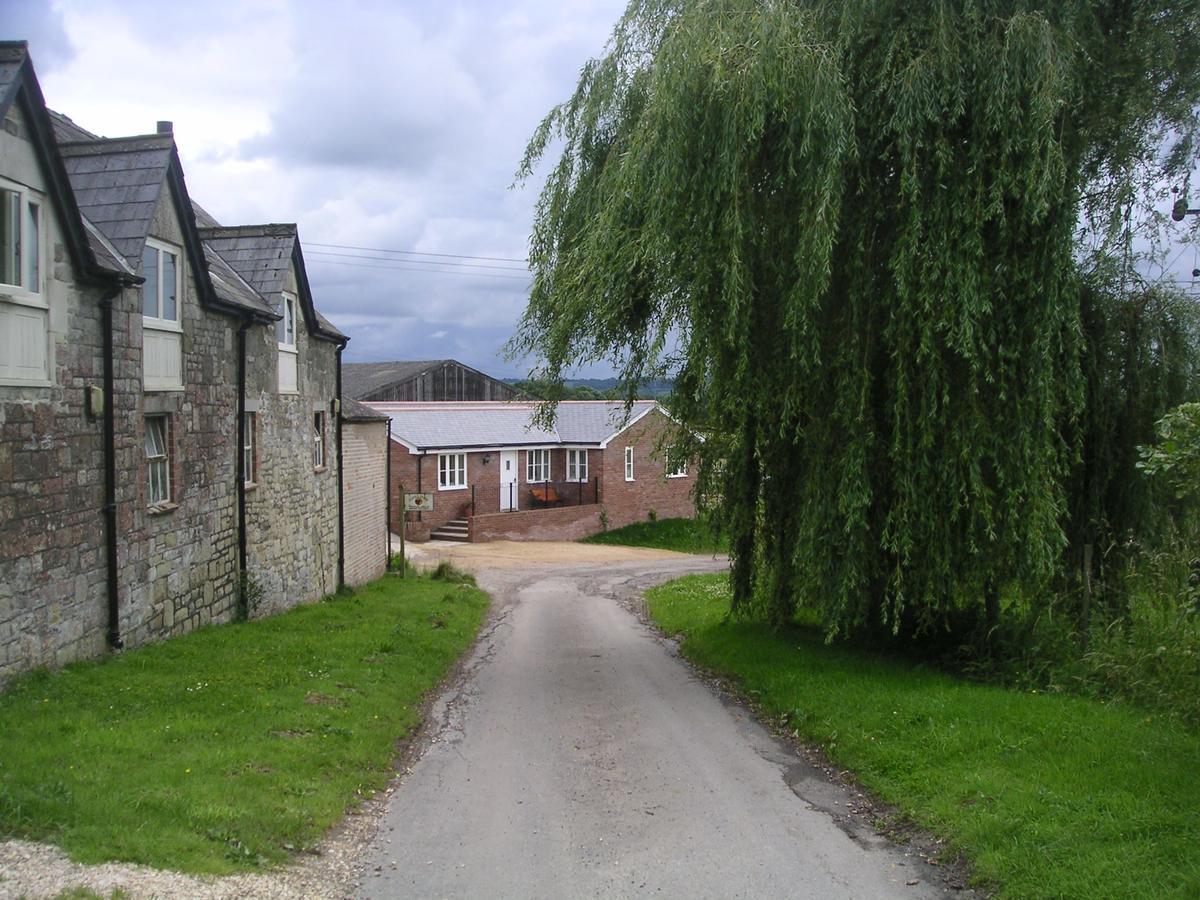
156, 120, 173, 135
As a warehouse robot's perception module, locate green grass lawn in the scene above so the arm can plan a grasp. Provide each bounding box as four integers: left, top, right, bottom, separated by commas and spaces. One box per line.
647, 574, 1200, 899
582, 516, 728, 554
0, 570, 488, 874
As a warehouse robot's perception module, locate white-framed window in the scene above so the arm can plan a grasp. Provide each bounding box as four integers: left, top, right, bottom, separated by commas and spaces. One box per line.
0, 178, 48, 384
277, 293, 298, 393
243, 412, 257, 484
567, 449, 588, 482
624, 446, 635, 481
313, 411, 325, 470
142, 238, 183, 391
667, 447, 688, 478
438, 452, 467, 490
0, 180, 41, 295
141, 239, 180, 325
527, 448, 550, 483
145, 414, 172, 507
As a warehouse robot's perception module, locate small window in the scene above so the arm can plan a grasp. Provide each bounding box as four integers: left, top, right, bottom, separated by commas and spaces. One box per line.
624, 446, 634, 481
438, 452, 467, 490
243, 412, 257, 484
141, 240, 180, 324
527, 448, 550, 483
145, 415, 172, 506
567, 449, 588, 482
0, 182, 42, 294
313, 411, 325, 469
667, 447, 687, 478
277, 295, 297, 348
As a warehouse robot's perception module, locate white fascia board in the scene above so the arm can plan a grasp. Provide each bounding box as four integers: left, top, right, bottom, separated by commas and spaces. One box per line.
598, 403, 659, 449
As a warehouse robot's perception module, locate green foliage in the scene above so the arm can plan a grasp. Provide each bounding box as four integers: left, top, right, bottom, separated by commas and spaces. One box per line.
512, 0, 1200, 638
1139, 402, 1200, 501
647, 573, 1200, 897
582, 515, 728, 554
0, 573, 489, 873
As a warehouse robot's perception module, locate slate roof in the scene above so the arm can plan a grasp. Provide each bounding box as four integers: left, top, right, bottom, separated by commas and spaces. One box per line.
199, 225, 299, 299
47, 109, 100, 143
0, 43, 26, 113
342, 360, 451, 399
58, 135, 172, 269
370, 400, 658, 451
341, 397, 389, 423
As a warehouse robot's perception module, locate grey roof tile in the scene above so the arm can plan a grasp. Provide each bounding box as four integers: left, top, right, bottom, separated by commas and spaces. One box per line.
342, 360, 453, 399
58, 136, 173, 266
341, 397, 389, 423
371, 400, 656, 451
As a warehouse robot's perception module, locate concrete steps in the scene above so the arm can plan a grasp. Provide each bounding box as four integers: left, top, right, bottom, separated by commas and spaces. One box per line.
430, 518, 470, 542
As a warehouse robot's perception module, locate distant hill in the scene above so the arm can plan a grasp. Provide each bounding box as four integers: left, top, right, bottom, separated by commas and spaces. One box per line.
506, 376, 674, 400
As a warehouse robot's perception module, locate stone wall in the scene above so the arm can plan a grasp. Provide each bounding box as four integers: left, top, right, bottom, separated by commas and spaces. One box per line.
0, 102, 111, 679
342, 419, 388, 586
117, 183, 240, 647
242, 264, 340, 615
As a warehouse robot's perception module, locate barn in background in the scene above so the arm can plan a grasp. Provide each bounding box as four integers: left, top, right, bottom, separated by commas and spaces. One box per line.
343, 360, 517, 403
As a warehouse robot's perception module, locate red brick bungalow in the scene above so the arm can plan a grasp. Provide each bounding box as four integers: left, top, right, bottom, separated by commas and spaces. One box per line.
370, 400, 695, 542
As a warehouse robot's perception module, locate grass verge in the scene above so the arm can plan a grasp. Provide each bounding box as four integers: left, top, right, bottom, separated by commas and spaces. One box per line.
646, 574, 1200, 898
0, 569, 488, 875
582, 516, 727, 554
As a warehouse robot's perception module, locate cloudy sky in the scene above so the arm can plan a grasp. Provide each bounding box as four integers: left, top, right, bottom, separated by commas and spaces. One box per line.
6, 1, 1199, 381
7, 0, 630, 378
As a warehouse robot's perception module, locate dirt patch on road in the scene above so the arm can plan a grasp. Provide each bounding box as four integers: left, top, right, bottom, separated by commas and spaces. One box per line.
402, 539, 714, 572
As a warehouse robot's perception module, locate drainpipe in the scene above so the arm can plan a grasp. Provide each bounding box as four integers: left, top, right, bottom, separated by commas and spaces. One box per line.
235, 318, 249, 616
335, 345, 345, 590
99, 285, 123, 650
385, 418, 392, 570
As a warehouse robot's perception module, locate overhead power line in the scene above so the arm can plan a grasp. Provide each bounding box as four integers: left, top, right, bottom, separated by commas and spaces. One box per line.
306, 256, 533, 281
306, 241, 529, 264
306, 248, 529, 274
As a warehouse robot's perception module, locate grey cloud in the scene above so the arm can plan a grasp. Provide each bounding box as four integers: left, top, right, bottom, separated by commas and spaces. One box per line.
3, 0, 75, 71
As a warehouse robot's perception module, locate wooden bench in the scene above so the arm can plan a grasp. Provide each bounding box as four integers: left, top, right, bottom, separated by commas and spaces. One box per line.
529, 485, 560, 507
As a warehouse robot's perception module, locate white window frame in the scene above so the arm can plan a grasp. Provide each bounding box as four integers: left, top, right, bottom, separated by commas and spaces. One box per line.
243, 411, 257, 485
141, 238, 182, 330
145, 414, 172, 507
438, 452, 467, 490
313, 411, 326, 470
526, 448, 550, 483
624, 446, 635, 481
0, 178, 49, 386
567, 449, 588, 482
0, 176, 43, 298
667, 447, 688, 478
277, 293, 299, 394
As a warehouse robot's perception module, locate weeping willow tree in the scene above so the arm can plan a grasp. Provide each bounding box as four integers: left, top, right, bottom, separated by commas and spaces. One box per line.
512, 0, 1200, 638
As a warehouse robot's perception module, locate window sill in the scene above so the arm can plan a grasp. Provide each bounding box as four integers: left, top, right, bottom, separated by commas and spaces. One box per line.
0, 290, 49, 310
143, 319, 183, 334
244, 481, 258, 492
667, 474, 688, 479
313, 465, 327, 474
625, 478, 635, 482
147, 501, 178, 516
0, 378, 52, 388
438, 484, 468, 491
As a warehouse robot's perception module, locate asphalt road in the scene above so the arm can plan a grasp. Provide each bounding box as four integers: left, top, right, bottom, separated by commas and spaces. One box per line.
360, 553, 955, 899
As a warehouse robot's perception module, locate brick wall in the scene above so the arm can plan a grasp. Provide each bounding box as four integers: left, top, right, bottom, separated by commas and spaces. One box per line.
598, 408, 695, 530
342, 420, 387, 585
470, 504, 606, 542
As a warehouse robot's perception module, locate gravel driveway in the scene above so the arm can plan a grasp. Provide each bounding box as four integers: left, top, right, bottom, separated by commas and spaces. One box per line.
1, 543, 965, 899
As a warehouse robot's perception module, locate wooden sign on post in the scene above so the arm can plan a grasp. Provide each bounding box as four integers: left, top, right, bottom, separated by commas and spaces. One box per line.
404, 492, 434, 512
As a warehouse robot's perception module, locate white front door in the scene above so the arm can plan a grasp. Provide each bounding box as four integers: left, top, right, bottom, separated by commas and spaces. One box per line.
500, 450, 518, 510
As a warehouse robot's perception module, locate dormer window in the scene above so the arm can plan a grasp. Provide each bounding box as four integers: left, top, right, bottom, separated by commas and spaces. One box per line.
141, 238, 183, 391
0, 183, 40, 294
277, 293, 298, 393
0, 177, 48, 385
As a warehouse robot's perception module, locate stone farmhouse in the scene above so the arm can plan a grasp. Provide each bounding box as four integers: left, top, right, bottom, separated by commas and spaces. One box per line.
374, 400, 695, 542
0, 44, 386, 683
343, 359, 518, 402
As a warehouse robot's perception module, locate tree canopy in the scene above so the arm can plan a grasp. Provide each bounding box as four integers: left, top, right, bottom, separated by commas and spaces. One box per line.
512, 0, 1200, 637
